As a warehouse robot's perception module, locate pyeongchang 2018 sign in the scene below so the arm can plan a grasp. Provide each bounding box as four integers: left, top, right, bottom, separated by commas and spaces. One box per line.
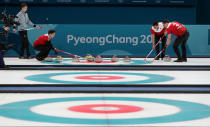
5, 24, 210, 57
67, 34, 152, 46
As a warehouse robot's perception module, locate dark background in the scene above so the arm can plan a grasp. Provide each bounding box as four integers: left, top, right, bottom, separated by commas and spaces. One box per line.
0, 0, 209, 25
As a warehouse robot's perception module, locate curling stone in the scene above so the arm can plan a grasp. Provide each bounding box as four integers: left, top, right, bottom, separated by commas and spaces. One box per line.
95, 55, 103, 63
111, 55, 119, 62
55, 56, 63, 63
123, 56, 131, 62
44, 56, 53, 62
86, 54, 95, 62
72, 56, 80, 63
163, 55, 171, 62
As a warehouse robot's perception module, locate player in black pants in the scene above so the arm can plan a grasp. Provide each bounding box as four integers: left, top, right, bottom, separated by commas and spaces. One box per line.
33, 30, 57, 61
163, 20, 189, 62
14, 3, 39, 59
151, 21, 166, 60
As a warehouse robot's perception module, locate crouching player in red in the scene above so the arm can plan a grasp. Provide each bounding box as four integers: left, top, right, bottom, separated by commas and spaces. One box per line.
163, 20, 189, 62
151, 21, 166, 60
33, 30, 57, 61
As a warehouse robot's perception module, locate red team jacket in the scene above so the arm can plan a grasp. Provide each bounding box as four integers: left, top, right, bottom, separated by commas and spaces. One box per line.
166, 22, 187, 36
33, 34, 51, 47
151, 22, 165, 36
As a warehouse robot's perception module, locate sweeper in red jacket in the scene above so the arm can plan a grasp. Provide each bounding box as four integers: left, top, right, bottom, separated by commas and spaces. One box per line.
151, 21, 166, 60
163, 20, 189, 62
33, 29, 57, 61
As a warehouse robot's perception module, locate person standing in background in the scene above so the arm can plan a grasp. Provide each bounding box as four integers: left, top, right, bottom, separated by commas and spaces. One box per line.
14, 3, 39, 59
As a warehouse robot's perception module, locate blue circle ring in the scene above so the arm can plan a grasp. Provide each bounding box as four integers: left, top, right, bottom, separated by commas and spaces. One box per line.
25, 72, 174, 84
0, 97, 209, 125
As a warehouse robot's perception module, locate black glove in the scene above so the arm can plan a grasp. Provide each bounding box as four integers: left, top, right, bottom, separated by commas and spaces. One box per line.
0, 43, 15, 53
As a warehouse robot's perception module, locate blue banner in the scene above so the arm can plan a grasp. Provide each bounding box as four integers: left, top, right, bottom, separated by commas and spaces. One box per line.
4, 24, 210, 57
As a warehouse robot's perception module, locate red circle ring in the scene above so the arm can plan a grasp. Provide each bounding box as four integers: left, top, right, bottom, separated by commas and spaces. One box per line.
75, 75, 125, 80
68, 104, 143, 114
79, 61, 115, 63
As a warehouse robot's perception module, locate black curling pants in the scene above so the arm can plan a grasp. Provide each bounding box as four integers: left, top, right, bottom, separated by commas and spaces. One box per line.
173, 31, 190, 59
34, 44, 51, 61
154, 34, 166, 58
19, 30, 31, 57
